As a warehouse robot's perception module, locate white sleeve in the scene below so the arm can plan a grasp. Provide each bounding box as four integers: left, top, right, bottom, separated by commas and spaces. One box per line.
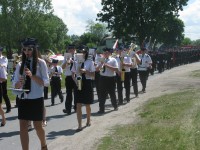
12, 64, 21, 87
39, 59, 50, 87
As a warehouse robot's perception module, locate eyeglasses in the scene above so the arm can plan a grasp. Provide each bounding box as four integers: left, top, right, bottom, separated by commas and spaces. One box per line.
22, 48, 33, 52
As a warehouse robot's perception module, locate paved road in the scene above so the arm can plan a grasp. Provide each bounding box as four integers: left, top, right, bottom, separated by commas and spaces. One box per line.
0, 72, 158, 150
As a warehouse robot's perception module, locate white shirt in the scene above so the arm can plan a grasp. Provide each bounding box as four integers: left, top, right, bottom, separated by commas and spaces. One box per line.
13, 58, 49, 99
138, 53, 152, 71
0, 55, 8, 79
62, 54, 75, 76
116, 56, 132, 72
71, 59, 95, 80
130, 52, 140, 69
100, 57, 118, 77
50, 65, 63, 79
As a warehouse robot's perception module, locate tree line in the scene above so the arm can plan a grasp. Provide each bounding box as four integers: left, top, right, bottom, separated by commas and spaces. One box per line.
0, 0, 199, 58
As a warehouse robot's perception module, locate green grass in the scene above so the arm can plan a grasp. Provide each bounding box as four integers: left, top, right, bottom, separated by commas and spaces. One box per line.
97, 89, 200, 150
191, 70, 200, 78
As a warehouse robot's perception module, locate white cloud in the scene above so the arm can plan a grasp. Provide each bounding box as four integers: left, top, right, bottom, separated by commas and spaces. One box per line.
179, 0, 200, 40
52, 0, 102, 35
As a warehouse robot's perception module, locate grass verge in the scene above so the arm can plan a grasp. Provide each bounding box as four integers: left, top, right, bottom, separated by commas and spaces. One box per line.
97, 89, 200, 150
191, 70, 200, 78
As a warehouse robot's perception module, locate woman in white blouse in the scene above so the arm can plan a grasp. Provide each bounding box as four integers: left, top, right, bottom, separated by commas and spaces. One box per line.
72, 47, 95, 132
13, 38, 49, 150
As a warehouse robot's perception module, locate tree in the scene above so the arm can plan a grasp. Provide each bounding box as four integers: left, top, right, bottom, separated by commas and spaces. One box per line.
86, 20, 109, 43
0, 0, 68, 55
181, 37, 192, 46
192, 39, 200, 46
97, 0, 188, 46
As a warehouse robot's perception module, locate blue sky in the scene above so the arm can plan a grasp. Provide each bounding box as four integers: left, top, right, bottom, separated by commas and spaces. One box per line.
52, 0, 199, 40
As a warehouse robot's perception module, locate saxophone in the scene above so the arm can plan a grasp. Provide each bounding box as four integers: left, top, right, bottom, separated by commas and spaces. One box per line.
76, 53, 84, 90
120, 51, 126, 82
76, 64, 82, 90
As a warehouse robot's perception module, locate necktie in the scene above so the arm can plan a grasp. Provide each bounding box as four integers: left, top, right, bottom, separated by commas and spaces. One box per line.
102, 58, 108, 73
70, 57, 74, 70
55, 66, 58, 72
81, 62, 84, 69
24, 60, 31, 94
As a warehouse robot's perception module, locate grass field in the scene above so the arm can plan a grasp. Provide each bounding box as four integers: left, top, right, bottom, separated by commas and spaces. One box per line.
97, 89, 200, 150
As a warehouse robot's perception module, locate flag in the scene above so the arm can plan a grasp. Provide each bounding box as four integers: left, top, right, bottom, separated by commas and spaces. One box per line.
113, 39, 118, 49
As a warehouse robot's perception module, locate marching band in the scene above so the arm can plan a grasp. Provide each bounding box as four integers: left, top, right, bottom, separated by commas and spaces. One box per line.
1, 39, 200, 149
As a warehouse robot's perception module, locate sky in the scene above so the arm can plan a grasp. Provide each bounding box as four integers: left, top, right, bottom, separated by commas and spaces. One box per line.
52, 0, 200, 41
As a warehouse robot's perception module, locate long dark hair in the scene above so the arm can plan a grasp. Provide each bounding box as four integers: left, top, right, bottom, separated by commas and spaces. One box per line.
84, 51, 88, 61
19, 47, 39, 75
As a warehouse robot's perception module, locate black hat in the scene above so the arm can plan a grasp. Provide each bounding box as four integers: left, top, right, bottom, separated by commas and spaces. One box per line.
0, 46, 3, 51
124, 45, 130, 49
67, 44, 76, 49
103, 47, 113, 53
22, 38, 37, 47
141, 47, 147, 51
52, 59, 59, 64
117, 46, 124, 51
78, 45, 89, 53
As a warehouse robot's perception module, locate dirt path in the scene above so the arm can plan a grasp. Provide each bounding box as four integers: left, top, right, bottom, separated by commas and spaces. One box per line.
48, 62, 200, 150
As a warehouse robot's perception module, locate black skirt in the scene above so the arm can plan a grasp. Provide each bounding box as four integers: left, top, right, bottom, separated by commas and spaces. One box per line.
18, 97, 44, 121
76, 78, 94, 104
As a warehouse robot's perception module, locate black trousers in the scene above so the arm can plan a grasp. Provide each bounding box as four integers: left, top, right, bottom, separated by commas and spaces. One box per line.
99, 76, 118, 111
0, 80, 11, 111
50, 77, 63, 104
124, 72, 130, 101
44, 86, 48, 99
116, 74, 123, 104
130, 68, 138, 96
65, 76, 77, 113
138, 70, 148, 91
95, 71, 101, 100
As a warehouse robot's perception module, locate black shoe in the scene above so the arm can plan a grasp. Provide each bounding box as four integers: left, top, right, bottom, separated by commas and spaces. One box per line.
142, 89, 146, 93
63, 109, 71, 115
76, 128, 83, 132
51, 103, 54, 106
118, 102, 123, 105
60, 96, 64, 103
1, 122, 6, 127
135, 94, 138, 98
97, 110, 105, 114
6, 109, 11, 113
114, 107, 118, 111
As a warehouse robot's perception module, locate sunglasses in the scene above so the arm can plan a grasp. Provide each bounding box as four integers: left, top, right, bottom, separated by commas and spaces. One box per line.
23, 48, 33, 52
